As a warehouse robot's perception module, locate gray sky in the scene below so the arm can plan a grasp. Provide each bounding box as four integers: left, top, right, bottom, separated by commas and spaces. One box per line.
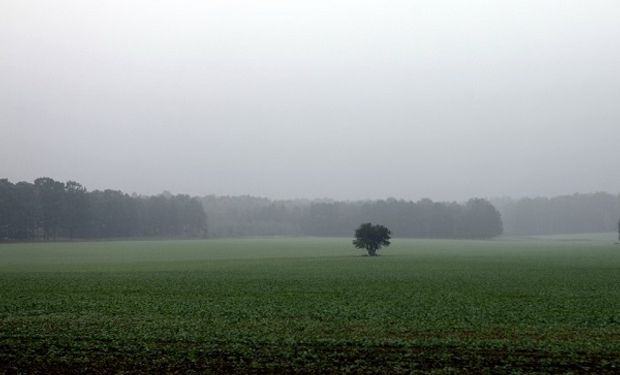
1, 0, 619, 201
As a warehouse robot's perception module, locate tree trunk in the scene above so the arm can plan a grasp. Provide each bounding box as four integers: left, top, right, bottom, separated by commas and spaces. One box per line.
367, 248, 377, 256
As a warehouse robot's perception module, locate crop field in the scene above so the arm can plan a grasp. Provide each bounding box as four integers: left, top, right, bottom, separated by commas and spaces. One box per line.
1, 236, 619, 374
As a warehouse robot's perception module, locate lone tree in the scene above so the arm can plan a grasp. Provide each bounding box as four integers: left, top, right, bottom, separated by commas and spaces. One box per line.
353, 222, 391, 256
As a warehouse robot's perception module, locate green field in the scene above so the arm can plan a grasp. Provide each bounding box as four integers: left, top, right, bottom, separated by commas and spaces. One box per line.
1, 237, 619, 373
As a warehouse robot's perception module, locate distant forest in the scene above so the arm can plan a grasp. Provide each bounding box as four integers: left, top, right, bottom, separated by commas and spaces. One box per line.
492, 193, 620, 235
2, 177, 617, 241
1, 177, 503, 241
202, 196, 503, 239
0, 178, 206, 241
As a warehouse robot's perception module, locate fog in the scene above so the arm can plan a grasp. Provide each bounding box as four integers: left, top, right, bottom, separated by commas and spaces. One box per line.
2, 0, 619, 201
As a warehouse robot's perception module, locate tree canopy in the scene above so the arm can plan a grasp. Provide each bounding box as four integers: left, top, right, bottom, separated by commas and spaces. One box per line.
1, 177, 506, 242
493, 193, 620, 235
0, 178, 206, 241
353, 223, 391, 256
202, 196, 504, 239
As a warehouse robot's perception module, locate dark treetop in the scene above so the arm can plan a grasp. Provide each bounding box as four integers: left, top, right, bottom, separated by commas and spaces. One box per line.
353, 222, 391, 256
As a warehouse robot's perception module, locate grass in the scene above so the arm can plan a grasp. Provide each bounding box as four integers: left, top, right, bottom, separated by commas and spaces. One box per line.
1, 236, 619, 373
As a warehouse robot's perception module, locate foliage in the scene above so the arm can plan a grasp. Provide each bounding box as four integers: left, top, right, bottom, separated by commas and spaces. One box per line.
493, 192, 620, 235
0, 178, 206, 240
0, 237, 618, 373
2, 177, 504, 241
353, 222, 391, 256
201, 195, 305, 237
201, 196, 503, 239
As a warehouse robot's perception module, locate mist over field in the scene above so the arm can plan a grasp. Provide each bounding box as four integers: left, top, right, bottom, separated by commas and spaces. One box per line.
2, 0, 620, 201
2, 3, 620, 372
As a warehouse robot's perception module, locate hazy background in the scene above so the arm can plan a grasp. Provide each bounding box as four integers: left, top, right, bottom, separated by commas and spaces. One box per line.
2, 0, 619, 201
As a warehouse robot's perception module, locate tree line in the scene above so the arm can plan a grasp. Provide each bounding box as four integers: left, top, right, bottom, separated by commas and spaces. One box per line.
492, 193, 620, 235
201, 196, 503, 239
4, 177, 618, 240
0, 178, 206, 241
1, 177, 504, 241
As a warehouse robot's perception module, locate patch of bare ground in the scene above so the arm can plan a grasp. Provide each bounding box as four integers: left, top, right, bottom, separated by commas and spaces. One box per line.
0, 340, 618, 374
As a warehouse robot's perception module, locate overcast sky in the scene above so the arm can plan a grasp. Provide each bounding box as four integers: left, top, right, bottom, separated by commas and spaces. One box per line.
1, 0, 619, 201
